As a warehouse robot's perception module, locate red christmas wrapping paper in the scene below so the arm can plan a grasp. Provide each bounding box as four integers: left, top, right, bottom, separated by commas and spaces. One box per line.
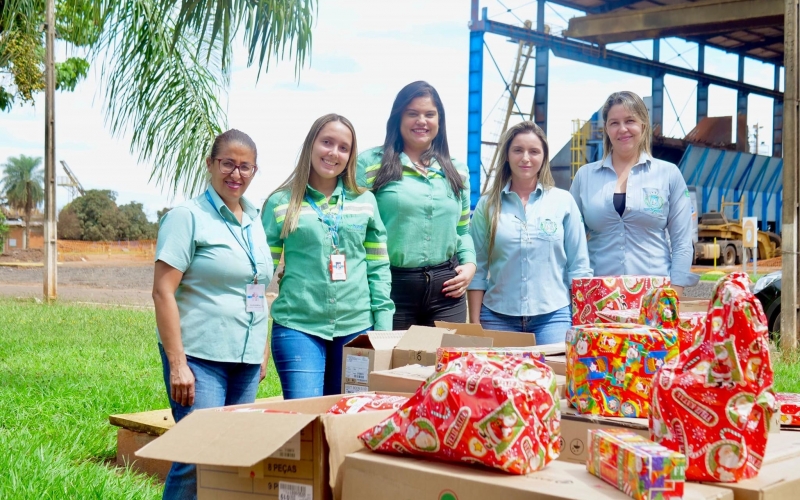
572, 276, 671, 326
596, 287, 706, 352
587, 428, 686, 500
326, 393, 409, 415
649, 272, 777, 482
777, 393, 800, 426
358, 354, 560, 475
435, 347, 546, 372
566, 323, 679, 417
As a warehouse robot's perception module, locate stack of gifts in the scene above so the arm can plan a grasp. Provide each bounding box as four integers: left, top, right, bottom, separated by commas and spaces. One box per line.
572, 276, 670, 326
596, 287, 706, 351
650, 272, 777, 482
565, 323, 679, 417
587, 428, 686, 500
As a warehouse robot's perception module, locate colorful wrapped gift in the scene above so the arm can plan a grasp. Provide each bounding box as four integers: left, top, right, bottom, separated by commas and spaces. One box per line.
650, 272, 777, 482
359, 354, 560, 475
588, 428, 686, 500
566, 323, 679, 417
777, 393, 800, 426
597, 287, 706, 351
572, 276, 670, 326
435, 347, 546, 372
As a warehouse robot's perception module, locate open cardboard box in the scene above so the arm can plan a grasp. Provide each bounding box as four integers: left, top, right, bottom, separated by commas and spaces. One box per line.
368, 364, 567, 399
341, 331, 405, 393
135, 394, 408, 500
341, 449, 734, 500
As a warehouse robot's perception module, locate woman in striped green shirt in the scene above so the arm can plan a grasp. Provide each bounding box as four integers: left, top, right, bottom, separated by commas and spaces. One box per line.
262, 114, 394, 399
357, 81, 476, 329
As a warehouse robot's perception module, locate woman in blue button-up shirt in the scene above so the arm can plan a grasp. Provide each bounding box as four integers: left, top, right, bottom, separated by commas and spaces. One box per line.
467, 121, 592, 344
569, 91, 699, 294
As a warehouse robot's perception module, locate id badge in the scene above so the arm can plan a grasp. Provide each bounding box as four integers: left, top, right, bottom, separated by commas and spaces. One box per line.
246, 283, 266, 312
330, 253, 347, 281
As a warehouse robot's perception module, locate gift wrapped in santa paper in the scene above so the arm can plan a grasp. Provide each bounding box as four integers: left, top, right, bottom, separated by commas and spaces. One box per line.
587, 428, 686, 500
650, 272, 777, 482
435, 347, 546, 372
566, 323, 679, 417
777, 393, 800, 426
358, 353, 560, 475
326, 393, 409, 415
596, 287, 706, 351
572, 276, 670, 326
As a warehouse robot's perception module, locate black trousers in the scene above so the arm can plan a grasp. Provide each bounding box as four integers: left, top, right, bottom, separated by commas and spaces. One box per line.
390, 255, 467, 330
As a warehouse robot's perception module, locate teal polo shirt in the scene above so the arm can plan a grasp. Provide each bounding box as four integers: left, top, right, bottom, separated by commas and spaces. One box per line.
155, 187, 273, 364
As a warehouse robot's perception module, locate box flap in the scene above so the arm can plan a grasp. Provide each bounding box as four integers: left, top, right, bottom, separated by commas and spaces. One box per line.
135, 411, 317, 467
344, 330, 405, 350
435, 321, 487, 337
394, 325, 453, 351
435, 321, 536, 347
321, 411, 395, 500
373, 364, 435, 379
532, 343, 567, 356
440, 333, 494, 348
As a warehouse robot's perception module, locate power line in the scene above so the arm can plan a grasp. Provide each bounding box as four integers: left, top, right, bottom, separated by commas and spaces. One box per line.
483, 41, 526, 118
663, 39, 696, 71
663, 84, 687, 136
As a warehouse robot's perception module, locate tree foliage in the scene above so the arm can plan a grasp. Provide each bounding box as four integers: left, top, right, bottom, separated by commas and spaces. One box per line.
0, 210, 9, 250
1, 0, 317, 193
1, 154, 43, 249
58, 189, 157, 241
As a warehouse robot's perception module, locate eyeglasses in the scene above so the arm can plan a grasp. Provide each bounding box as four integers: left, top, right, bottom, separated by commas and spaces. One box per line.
215, 158, 258, 178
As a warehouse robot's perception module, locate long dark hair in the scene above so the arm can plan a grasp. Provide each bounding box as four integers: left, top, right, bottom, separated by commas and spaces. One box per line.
372, 81, 464, 195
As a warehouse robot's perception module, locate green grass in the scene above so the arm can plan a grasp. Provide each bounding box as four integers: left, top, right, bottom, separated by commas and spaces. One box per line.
698, 271, 767, 282
0, 299, 281, 499
1, 300, 798, 498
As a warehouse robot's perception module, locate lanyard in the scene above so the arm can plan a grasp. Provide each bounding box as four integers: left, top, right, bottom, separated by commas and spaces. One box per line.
204, 190, 259, 284
305, 186, 345, 250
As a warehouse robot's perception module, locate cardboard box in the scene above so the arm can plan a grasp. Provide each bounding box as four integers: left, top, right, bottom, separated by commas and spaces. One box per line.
368, 364, 435, 393
703, 453, 800, 500
434, 321, 543, 347
135, 395, 403, 500
341, 331, 405, 393
681, 299, 710, 313
558, 400, 649, 464
391, 325, 492, 368
545, 355, 566, 376
367, 364, 567, 399
558, 396, 800, 467
341, 449, 733, 500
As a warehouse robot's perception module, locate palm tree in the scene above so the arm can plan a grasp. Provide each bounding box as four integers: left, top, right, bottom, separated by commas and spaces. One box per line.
1, 1, 316, 195
1, 154, 44, 249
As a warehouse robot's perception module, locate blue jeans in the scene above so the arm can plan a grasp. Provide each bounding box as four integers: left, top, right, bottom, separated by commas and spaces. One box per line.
479, 304, 572, 345
158, 343, 261, 500
271, 324, 365, 399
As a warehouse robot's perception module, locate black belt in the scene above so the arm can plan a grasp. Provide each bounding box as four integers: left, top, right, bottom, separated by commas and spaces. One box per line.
390, 255, 458, 274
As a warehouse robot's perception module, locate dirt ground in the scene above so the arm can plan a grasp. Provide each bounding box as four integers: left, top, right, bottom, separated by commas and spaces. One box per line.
0, 253, 281, 307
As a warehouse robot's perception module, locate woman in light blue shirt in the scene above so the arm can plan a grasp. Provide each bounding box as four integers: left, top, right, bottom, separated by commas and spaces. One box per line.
569, 91, 699, 294
152, 129, 272, 499
467, 121, 591, 344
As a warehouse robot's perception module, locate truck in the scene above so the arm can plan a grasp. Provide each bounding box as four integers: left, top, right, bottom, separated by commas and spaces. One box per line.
689, 188, 781, 265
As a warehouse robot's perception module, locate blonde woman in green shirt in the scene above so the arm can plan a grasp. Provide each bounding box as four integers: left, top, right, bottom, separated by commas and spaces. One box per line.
357, 81, 476, 329
263, 114, 394, 399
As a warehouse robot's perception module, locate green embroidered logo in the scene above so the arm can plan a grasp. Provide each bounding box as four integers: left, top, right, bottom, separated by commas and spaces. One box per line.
540, 219, 558, 235
643, 189, 665, 215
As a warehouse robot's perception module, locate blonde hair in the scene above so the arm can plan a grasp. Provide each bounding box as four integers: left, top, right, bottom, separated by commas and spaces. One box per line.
483, 121, 553, 260
268, 114, 364, 238
601, 91, 652, 158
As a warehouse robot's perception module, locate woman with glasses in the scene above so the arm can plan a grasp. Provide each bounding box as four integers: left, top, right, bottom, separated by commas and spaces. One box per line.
152, 129, 272, 499
262, 114, 393, 399
357, 81, 475, 329
570, 91, 698, 295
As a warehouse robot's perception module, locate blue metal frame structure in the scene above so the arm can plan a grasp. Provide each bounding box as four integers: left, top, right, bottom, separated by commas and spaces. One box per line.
466, 0, 785, 210
678, 145, 784, 232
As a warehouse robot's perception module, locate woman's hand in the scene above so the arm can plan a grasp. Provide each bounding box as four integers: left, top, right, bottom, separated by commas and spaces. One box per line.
443, 263, 477, 298
170, 360, 195, 407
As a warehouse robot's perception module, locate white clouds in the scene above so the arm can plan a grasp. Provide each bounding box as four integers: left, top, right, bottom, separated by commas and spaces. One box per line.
0, 0, 779, 219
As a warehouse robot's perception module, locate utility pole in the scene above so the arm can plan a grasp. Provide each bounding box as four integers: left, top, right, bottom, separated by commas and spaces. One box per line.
43, 0, 57, 301
782, 0, 799, 350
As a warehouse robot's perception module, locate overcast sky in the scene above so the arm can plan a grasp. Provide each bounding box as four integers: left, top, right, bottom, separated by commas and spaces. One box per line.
0, 0, 780, 220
